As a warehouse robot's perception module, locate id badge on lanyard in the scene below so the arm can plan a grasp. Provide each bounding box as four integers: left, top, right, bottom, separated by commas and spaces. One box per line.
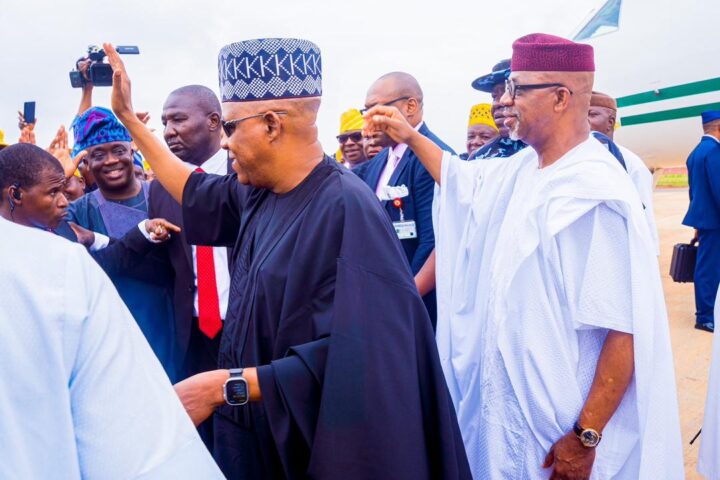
391, 197, 417, 240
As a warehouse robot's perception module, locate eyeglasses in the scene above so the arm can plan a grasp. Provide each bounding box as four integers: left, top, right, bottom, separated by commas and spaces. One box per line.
360, 96, 412, 115
336, 132, 363, 144
504, 79, 573, 102
221, 111, 288, 137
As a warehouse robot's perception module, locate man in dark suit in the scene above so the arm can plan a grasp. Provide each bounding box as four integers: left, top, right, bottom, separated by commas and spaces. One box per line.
683, 110, 720, 332
356, 72, 455, 327
115, 85, 229, 448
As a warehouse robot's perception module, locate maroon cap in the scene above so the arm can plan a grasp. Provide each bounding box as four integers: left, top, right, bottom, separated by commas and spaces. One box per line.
511, 33, 595, 72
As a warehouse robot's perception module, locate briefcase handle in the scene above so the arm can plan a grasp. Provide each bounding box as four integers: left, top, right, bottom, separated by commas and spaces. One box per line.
690, 237, 699, 246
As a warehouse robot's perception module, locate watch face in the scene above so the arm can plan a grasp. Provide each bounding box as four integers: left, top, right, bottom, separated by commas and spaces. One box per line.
581, 429, 600, 447
225, 378, 248, 406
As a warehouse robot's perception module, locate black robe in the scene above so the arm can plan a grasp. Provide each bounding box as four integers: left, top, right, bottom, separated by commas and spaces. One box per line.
183, 157, 470, 479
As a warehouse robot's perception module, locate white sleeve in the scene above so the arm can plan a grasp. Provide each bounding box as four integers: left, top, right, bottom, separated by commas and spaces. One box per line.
623, 148, 659, 255
68, 251, 223, 479
89, 232, 110, 251
555, 203, 634, 333
438, 151, 486, 207
137, 220, 161, 243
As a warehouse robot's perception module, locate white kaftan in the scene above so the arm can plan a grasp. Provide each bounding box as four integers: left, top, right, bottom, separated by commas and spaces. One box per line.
619, 144, 659, 255
698, 285, 720, 479
0, 218, 224, 479
433, 137, 683, 479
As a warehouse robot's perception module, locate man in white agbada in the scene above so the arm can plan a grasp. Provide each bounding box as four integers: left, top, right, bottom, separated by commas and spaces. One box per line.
699, 285, 720, 479
0, 217, 224, 479
365, 33, 683, 479
588, 90, 659, 255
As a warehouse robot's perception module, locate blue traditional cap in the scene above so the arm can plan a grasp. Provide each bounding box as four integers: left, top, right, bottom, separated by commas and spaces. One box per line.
471, 59, 511, 93
701, 110, 720, 124
218, 38, 322, 102
71, 107, 132, 157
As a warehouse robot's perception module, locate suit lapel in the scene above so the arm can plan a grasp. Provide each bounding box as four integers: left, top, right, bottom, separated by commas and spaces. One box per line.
387, 148, 412, 188
365, 149, 389, 191
387, 123, 430, 189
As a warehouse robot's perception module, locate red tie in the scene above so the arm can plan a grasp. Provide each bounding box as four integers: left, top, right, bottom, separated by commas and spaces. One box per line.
195, 168, 222, 339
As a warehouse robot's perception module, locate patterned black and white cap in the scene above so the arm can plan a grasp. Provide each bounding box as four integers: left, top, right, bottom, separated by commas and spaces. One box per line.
218, 38, 322, 102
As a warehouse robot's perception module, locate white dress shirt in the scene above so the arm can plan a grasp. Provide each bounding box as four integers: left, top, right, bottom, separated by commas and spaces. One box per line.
375, 121, 424, 198
191, 149, 231, 319
0, 217, 224, 479
138, 149, 231, 320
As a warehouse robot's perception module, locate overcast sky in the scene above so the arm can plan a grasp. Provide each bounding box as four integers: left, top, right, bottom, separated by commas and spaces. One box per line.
0, 0, 600, 154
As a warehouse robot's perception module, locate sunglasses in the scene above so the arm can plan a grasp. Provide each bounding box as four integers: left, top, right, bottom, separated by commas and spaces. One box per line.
221, 111, 288, 137
336, 132, 363, 144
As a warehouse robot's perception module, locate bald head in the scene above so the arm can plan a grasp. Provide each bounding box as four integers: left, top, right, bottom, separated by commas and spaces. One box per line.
370, 72, 424, 102
162, 85, 222, 165
166, 85, 221, 114
365, 72, 425, 144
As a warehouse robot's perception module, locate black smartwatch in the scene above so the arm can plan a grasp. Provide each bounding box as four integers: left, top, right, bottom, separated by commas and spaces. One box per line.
223, 368, 249, 406
573, 421, 602, 448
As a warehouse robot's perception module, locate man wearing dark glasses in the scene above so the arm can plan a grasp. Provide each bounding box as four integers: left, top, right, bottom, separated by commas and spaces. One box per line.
355, 72, 455, 329
364, 33, 682, 480
104, 39, 470, 480
468, 58, 527, 160
335, 108, 368, 169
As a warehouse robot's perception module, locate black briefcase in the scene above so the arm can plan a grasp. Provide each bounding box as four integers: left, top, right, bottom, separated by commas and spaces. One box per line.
670, 238, 698, 283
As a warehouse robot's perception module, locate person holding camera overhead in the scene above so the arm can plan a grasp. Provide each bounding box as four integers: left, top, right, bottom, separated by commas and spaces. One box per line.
65, 47, 180, 381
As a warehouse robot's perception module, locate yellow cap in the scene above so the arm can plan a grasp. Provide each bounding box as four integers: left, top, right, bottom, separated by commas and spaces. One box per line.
339, 108, 364, 134
0, 129, 8, 147
468, 103, 497, 130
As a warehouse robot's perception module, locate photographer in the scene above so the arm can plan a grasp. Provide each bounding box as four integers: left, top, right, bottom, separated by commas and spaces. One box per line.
75, 58, 97, 191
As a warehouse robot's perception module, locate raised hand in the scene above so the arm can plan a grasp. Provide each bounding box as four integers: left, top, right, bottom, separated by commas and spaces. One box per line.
103, 42, 135, 123
18, 124, 36, 145
145, 218, 181, 242
362, 105, 417, 146
77, 58, 93, 86
48, 126, 87, 179
47, 125, 68, 157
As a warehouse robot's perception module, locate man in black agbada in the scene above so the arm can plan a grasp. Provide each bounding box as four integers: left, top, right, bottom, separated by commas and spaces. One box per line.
104, 39, 471, 480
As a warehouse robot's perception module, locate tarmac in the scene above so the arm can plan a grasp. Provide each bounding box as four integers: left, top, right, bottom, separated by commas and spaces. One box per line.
654, 188, 713, 478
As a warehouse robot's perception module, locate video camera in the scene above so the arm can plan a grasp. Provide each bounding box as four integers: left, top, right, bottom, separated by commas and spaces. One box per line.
69, 45, 140, 88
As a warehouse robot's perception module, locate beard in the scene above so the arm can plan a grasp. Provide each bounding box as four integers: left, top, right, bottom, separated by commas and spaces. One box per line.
508, 115, 521, 141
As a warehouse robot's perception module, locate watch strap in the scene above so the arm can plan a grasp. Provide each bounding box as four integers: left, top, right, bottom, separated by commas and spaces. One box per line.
228, 368, 244, 378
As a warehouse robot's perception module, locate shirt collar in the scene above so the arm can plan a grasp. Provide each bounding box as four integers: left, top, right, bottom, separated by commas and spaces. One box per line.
390, 121, 424, 162
703, 134, 720, 144
188, 149, 227, 174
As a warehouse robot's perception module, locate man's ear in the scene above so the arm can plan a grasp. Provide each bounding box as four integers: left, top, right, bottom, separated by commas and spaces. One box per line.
554, 88, 573, 111
608, 115, 617, 134
406, 97, 421, 115
264, 111, 283, 142
7, 184, 22, 206
208, 112, 221, 131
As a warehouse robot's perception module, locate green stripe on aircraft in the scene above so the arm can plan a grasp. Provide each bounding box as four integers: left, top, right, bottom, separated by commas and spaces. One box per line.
621, 102, 720, 126
617, 78, 720, 108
